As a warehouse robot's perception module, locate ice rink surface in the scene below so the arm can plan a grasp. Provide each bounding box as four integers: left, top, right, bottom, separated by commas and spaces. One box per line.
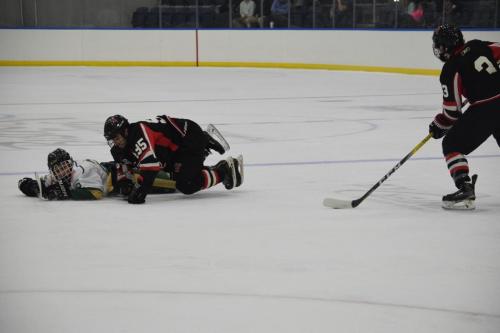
0, 67, 499, 332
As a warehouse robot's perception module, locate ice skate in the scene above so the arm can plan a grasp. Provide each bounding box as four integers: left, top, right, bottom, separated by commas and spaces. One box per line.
224, 157, 236, 190
233, 154, 244, 187
220, 155, 244, 190
442, 174, 477, 210
205, 131, 226, 155
214, 159, 234, 190
206, 124, 230, 154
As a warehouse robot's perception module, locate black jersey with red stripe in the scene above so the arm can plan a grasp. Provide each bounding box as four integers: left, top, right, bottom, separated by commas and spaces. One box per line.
111, 115, 190, 173
439, 40, 500, 111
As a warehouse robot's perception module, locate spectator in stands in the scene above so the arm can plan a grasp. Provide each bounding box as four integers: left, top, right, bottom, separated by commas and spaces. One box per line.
399, 0, 425, 27
234, 0, 261, 28
407, 0, 424, 25
270, 0, 289, 28
333, 0, 353, 28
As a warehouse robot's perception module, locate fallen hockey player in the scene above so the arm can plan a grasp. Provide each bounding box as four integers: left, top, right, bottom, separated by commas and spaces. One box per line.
18, 148, 175, 200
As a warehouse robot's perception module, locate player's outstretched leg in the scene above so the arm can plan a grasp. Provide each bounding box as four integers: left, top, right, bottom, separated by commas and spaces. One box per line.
442, 174, 477, 210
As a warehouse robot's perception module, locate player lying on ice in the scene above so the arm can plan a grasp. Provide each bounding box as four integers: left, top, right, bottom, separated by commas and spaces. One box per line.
428, 25, 499, 210
103, 115, 244, 204
18, 148, 175, 200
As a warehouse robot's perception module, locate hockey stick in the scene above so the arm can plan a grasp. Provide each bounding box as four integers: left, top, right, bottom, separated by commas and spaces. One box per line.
34, 172, 71, 200
34, 172, 47, 200
323, 133, 433, 209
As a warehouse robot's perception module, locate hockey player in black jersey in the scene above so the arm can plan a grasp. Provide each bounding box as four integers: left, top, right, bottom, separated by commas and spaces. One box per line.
428, 25, 500, 209
103, 115, 243, 204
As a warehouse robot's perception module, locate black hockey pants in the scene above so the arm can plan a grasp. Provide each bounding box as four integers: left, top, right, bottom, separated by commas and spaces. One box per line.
171, 120, 209, 195
442, 98, 500, 156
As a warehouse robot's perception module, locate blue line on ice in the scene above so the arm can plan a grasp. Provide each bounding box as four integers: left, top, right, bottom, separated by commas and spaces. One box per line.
2, 154, 499, 176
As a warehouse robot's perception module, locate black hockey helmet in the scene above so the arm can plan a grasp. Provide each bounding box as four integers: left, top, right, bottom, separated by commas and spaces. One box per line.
47, 148, 73, 184
104, 114, 129, 140
47, 148, 72, 170
432, 24, 464, 62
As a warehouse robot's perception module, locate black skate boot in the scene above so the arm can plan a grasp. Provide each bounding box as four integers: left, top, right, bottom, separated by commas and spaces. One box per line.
223, 155, 244, 189
232, 155, 244, 187
215, 159, 234, 190
442, 174, 477, 210
204, 131, 226, 155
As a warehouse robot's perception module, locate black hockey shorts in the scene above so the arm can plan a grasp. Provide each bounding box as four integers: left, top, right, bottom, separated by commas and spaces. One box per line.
172, 120, 209, 194
442, 99, 500, 156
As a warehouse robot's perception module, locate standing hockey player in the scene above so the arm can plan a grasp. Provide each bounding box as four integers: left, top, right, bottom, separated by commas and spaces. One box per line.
428, 25, 499, 209
103, 115, 243, 204
18, 148, 175, 200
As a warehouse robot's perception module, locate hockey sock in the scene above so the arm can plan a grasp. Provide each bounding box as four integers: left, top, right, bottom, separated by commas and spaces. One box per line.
445, 152, 470, 188
201, 167, 222, 189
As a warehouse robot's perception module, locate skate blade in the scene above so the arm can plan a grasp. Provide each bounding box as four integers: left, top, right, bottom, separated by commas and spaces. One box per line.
442, 199, 475, 210
224, 157, 236, 190
207, 124, 230, 152
235, 154, 244, 187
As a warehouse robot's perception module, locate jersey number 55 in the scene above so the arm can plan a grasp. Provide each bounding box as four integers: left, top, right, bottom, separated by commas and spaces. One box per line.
132, 138, 148, 159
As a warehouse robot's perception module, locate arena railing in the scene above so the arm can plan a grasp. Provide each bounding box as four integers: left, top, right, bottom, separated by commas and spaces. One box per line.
0, 0, 498, 29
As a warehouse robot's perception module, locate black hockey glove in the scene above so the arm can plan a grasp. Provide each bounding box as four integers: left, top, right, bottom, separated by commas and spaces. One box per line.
43, 179, 71, 200
117, 179, 134, 196
429, 113, 452, 139
107, 162, 136, 196
18, 177, 40, 197
429, 121, 448, 139
128, 185, 147, 204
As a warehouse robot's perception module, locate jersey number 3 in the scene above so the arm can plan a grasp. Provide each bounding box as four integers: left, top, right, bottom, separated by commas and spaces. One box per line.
441, 84, 449, 98
474, 56, 497, 74
132, 138, 148, 159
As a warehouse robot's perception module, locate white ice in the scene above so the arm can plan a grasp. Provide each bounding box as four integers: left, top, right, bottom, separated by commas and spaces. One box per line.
0, 67, 499, 333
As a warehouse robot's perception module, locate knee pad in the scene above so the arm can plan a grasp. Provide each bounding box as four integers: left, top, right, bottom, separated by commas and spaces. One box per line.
175, 180, 198, 195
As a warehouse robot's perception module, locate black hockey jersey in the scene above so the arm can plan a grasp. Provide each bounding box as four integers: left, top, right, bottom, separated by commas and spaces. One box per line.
111, 115, 191, 173
439, 40, 500, 114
